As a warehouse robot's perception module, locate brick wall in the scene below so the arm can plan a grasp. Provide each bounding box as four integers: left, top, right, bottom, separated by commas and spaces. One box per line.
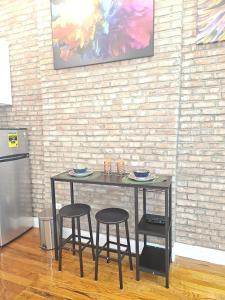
0, 0, 224, 250
37, 0, 182, 240
0, 107, 8, 127
0, 0, 44, 215
176, 0, 225, 250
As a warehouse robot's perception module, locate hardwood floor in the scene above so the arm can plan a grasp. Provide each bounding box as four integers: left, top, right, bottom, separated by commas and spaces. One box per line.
0, 229, 225, 300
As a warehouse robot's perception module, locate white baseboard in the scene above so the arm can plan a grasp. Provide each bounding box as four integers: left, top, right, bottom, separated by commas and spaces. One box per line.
174, 242, 225, 266
33, 217, 225, 266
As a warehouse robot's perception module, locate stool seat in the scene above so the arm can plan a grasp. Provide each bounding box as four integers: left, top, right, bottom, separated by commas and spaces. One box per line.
95, 208, 129, 224
59, 204, 91, 218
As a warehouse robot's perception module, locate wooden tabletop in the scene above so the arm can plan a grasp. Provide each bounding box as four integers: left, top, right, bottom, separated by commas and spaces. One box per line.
51, 171, 172, 189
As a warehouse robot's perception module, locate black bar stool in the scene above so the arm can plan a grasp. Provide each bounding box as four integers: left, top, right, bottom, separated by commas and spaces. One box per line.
94, 208, 133, 289
58, 203, 95, 277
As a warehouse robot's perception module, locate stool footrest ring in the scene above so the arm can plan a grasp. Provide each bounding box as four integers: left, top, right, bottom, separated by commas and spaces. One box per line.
63, 235, 92, 253
96, 240, 129, 262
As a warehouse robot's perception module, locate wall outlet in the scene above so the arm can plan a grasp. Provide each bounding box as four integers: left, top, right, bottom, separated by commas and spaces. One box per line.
56, 203, 62, 209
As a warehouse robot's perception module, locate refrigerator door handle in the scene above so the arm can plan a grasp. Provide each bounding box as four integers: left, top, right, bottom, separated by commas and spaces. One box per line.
0, 153, 29, 163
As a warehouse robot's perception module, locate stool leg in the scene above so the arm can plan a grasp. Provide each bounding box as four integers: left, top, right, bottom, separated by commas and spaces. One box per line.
95, 221, 100, 281
125, 220, 133, 271
72, 217, 76, 256
77, 217, 84, 277
116, 223, 123, 289
106, 224, 110, 263
58, 216, 63, 271
88, 212, 95, 261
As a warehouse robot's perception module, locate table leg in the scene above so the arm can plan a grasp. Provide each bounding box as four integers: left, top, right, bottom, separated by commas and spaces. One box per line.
134, 187, 140, 281
165, 188, 169, 288
70, 182, 74, 204
143, 188, 147, 247
70, 182, 76, 255
51, 178, 58, 261
169, 184, 172, 263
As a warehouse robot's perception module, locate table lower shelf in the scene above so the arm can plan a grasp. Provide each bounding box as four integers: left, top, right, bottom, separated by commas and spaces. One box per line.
140, 245, 168, 276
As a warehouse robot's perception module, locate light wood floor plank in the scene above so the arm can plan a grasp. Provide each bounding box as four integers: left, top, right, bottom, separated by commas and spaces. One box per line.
0, 229, 225, 300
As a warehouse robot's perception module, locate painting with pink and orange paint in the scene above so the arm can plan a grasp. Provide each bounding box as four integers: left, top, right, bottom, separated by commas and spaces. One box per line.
51, 0, 154, 69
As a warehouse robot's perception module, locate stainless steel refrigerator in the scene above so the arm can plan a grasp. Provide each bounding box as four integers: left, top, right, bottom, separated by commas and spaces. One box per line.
0, 128, 32, 247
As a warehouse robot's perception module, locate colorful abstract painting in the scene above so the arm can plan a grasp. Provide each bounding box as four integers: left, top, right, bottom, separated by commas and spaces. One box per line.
51, 0, 154, 69
197, 0, 225, 44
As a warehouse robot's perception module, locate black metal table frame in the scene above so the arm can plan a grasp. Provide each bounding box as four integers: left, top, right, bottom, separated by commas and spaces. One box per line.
50, 172, 172, 287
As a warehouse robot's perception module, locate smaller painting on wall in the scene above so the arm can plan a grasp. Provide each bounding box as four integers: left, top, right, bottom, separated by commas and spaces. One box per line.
197, 0, 225, 44
51, 0, 154, 69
